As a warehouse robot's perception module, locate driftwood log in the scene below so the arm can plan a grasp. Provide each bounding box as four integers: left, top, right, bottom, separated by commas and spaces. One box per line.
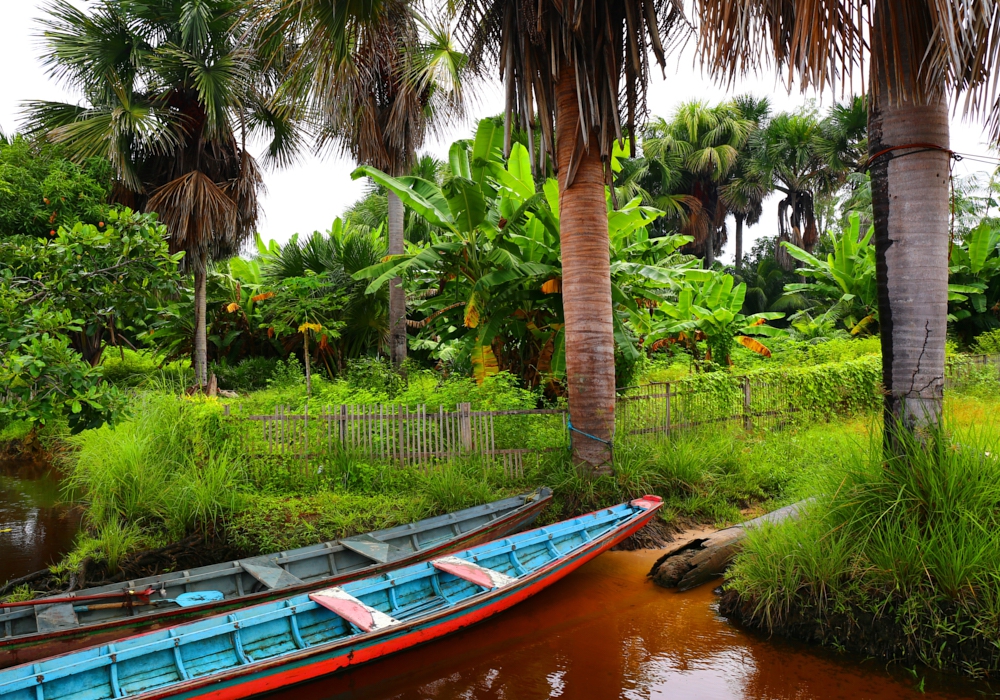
648, 500, 809, 591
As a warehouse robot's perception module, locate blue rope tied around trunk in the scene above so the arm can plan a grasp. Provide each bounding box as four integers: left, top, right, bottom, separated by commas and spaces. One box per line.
567, 419, 613, 452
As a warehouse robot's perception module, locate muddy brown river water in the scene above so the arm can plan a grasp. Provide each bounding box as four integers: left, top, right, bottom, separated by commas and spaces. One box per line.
264, 548, 991, 700
0, 458, 81, 584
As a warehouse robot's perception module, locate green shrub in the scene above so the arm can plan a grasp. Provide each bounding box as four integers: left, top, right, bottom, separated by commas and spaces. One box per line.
212, 357, 281, 392
342, 357, 406, 398
971, 329, 1000, 355
266, 356, 305, 389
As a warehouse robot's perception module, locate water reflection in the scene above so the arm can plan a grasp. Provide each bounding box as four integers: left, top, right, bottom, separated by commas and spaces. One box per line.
0, 459, 81, 582
265, 549, 988, 700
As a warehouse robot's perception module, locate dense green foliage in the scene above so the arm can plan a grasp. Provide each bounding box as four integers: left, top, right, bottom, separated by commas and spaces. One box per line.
0, 136, 110, 239
0, 210, 182, 431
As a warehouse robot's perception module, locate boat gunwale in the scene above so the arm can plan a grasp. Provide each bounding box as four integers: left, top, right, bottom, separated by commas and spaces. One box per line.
2, 499, 659, 699
0, 489, 552, 646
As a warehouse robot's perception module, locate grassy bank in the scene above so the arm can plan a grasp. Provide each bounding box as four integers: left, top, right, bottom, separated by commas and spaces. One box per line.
46, 384, 866, 585
721, 395, 1000, 679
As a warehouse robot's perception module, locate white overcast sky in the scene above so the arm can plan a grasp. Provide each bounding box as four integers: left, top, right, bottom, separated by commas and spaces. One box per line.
2, 2, 996, 263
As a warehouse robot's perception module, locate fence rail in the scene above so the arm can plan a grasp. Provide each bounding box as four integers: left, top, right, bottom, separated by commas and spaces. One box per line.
223, 353, 1000, 475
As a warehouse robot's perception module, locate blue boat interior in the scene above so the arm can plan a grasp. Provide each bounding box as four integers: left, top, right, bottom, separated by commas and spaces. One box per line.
0, 503, 645, 700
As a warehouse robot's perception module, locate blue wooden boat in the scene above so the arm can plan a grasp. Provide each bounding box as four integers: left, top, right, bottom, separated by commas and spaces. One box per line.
0, 496, 662, 700
0, 489, 551, 669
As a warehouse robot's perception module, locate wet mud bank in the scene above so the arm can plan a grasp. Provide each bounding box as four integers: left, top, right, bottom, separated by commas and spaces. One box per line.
719, 588, 1000, 682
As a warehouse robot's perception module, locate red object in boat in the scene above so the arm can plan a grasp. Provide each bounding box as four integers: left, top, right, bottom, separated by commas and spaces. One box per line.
0, 589, 156, 610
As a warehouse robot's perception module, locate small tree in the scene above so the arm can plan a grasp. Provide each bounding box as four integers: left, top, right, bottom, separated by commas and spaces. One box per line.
257, 274, 346, 395
0, 209, 181, 431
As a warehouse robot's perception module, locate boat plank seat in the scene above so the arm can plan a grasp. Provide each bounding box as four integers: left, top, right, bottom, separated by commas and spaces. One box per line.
34, 603, 80, 633
308, 588, 401, 633
340, 534, 404, 564
431, 556, 516, 590
241, 561, 305, 591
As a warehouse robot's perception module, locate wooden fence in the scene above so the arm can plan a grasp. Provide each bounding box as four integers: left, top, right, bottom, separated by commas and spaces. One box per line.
224, 403, 567, 478
945, 353, 1000, 389
224, 353, 1000, 476
616, 377, 776, 437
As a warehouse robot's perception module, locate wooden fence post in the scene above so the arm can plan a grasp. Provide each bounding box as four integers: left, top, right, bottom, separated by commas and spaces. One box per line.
664, 383, 671, 436
742, 377, 752, 431
459, 403, 472, 452
303, 403, 309, 463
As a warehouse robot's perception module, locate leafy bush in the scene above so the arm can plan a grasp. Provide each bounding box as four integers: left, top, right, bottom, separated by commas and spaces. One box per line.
0, 135, 111, 239
342, 357, 406, 398
971, 329, 1000, 354
266, 356, 305, 390
212, 357, 281, 392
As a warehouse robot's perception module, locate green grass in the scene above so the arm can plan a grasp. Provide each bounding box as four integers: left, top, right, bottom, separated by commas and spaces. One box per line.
724, 402, 1000, 678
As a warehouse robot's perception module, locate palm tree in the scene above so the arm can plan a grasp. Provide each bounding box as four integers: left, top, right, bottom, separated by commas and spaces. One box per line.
722, 95, 772, 269
643, 101, 753, 268
457, 1, 688, 471
257, 1, 465, 370
27, 0, 299, 388
693, 0, 1000, 441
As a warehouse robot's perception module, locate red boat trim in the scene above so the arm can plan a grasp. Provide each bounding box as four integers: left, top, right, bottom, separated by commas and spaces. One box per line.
135, 502, 660, 700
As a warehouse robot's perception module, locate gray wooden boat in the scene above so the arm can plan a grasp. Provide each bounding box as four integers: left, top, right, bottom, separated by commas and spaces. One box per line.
0, 488, 551, 669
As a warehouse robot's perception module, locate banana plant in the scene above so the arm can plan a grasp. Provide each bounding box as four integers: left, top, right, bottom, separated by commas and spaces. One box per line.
646, 271, 786, 368
782, 212, 988, 338
353, 120, 562, 384
948, 220, 999, 340
353, 119, 695, 387
780, 212, 878, 335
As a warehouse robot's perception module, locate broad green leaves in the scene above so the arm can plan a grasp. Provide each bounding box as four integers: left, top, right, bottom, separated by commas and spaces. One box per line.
781, 212, 878, 334
351, 118, 692, 388
647, 270, 786, 367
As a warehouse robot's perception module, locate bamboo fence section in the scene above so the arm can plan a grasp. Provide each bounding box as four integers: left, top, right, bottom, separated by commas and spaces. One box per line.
222, 353, 1000, 477
225, 403, 568, 478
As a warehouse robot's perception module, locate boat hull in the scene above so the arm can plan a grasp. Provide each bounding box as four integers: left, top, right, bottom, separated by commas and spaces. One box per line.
138, 503, 658, 700
0, 492, 550, 669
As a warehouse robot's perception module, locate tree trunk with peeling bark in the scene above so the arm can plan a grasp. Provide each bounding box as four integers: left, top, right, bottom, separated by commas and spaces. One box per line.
387, 191, 407, 370
193, 252, 208, 389
555, 65, 616, 472
869, 0, 950, 445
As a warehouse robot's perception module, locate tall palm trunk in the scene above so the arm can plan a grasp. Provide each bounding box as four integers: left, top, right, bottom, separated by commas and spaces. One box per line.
869, 0, 950, 445
555, 64, 615, 472
734, 216, 744, 269
704, 231, 715, 269
193, 251, 209, 388
387, 190, 407, 369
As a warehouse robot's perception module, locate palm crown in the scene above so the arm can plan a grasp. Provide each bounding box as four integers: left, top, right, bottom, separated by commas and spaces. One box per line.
25, 0, 301, 268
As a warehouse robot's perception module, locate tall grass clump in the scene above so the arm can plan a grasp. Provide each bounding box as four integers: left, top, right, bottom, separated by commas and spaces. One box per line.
63, 394, 246, 544
725, 420, 1000, 677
